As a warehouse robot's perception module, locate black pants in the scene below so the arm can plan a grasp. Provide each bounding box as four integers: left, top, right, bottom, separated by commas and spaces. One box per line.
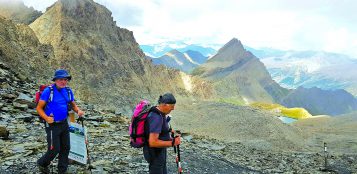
143, 146, 167, 174
38, 122, 70, 173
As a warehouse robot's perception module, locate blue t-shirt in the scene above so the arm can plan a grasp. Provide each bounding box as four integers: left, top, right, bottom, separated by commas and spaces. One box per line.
40, 85, 74, 121
147, 108, 171, 141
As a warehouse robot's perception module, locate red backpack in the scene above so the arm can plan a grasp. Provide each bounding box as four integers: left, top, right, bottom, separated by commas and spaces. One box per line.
34, 84, 72, 123
34, 84, 53, 123
35, 85, 53, 104
129, 100, 153, 148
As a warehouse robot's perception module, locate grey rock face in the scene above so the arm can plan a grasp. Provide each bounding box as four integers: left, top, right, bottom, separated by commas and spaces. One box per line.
0, 18, 53, 83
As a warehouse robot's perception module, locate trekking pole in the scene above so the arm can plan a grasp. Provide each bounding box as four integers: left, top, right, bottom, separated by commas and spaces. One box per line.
49, 114, 54, 151
324, 142, 328, 170
79, 117, 94, 173
319, 142, 332, 172
177, 144, 182, 174
174, 130, 183, 174
50, 128, 54, 174
171, 132, 179, 170
48, 114, 54, 174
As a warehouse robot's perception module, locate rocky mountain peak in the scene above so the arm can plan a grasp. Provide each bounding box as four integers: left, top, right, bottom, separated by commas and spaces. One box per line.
194, 38, 288, 103
57, 0, 115, 27
207, 38, 248, 64
30, 0, 134, 50
220, 38, 244, 51
215, 38, 245, 56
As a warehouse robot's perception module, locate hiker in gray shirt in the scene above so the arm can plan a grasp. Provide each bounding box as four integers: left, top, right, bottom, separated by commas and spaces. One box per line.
143, 93, 181, 174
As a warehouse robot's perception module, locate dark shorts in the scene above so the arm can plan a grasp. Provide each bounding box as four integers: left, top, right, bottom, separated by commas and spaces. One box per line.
143, 146, 167, 174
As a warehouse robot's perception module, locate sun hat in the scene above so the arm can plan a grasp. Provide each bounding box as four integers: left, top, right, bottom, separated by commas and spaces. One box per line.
52, 69, 71, 81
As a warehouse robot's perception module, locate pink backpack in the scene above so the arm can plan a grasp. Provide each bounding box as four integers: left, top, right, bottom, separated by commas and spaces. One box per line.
129, 100, 152, 148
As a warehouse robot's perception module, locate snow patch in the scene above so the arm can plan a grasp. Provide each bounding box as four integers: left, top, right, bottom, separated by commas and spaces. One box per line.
166, 52, 183, 65
183, 53, 200, 65
144, 52, 155, 58
180, 72, 193, 93
242, 97, 250, 104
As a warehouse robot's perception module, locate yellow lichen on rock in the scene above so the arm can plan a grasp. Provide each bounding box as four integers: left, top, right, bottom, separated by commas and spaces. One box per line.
280, 107, 312, 119
250, 102, 312, 119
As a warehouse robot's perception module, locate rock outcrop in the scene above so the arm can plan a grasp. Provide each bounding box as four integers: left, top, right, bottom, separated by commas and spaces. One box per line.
0, 126, 9, 139
0, 17, 53, 83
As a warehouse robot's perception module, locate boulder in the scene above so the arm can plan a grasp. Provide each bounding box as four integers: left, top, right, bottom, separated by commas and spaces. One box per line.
107, 115, 129, 124
0, 126, 9, 139
13, 102, 28, 111
14, 93, 35, 109
15, 114, 33, 122
2, 93, 16, 100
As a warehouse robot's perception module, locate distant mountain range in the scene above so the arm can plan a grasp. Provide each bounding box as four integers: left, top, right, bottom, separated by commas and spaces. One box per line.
281, 87, 357, 116
252, 49, 357, 96
149, 49, 207, 73
143, 42, 357, 96
156, 38, 357, 116
140, 41, 218, 58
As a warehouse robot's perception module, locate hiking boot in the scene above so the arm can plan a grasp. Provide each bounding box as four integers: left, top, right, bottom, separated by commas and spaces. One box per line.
38, 164, 50, 174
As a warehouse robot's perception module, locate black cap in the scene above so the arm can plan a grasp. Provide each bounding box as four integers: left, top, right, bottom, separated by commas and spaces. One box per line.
158, 93, 176, 104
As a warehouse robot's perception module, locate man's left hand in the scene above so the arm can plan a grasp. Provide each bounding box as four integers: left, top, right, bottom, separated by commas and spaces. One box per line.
77, 109, 84, 117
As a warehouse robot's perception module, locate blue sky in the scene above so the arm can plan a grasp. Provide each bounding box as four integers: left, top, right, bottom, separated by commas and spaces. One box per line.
19, 0, 357, 58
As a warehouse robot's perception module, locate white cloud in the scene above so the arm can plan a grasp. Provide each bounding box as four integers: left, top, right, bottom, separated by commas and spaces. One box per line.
22, 0, 56, 12
19, 0, 357, 58
323, 28, 357, 58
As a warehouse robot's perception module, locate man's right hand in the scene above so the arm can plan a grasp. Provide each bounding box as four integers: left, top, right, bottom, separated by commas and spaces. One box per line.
46, 116, 54, 124
174, 136, 181, 146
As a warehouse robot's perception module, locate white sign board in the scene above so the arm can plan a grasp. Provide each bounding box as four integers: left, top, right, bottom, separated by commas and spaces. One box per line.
68, 122, 87, 164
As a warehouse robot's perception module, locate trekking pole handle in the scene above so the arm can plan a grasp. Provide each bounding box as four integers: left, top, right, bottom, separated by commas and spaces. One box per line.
77, 116, 85, 122
171, 131, 177, 150
77, 116, 85, 126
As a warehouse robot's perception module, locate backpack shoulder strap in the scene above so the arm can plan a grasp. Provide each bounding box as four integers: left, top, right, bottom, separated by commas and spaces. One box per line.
65, 86, 72, 101
48, 85, 54, 103
48, 85, 72, 103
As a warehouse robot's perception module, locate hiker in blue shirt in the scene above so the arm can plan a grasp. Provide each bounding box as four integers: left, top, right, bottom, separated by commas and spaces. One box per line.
37, 69, 84, 174
143, 93, 181, 174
